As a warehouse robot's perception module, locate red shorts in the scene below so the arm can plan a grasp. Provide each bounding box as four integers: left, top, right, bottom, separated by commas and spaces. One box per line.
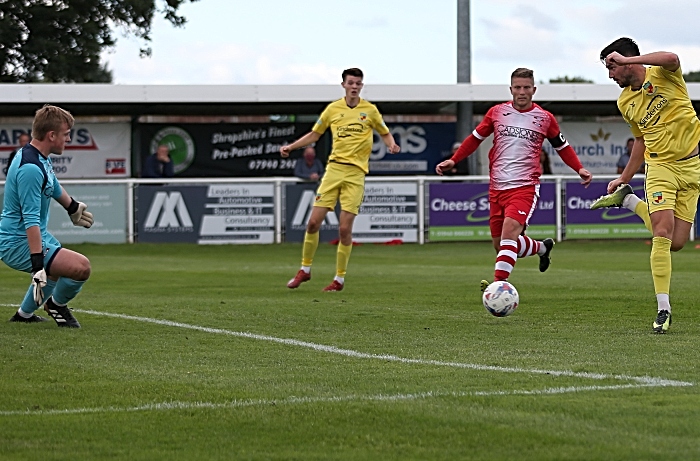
488, 185, 539, 238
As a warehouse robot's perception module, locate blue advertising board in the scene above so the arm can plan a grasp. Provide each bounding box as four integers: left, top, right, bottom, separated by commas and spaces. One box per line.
369, 123, 456, 175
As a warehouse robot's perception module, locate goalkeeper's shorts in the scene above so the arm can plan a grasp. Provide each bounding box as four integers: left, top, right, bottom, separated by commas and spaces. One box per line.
0, 232, 62, 274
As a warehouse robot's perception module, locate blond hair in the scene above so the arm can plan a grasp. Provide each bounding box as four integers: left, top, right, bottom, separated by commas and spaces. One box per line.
31, 105, 74, 141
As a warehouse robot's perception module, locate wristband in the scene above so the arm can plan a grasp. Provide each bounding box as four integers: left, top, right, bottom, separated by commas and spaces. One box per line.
30, 253, 44, 273
66, 197, 79, 215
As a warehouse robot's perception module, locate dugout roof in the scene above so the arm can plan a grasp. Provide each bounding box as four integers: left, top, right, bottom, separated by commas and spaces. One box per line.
1, 83, 700, 118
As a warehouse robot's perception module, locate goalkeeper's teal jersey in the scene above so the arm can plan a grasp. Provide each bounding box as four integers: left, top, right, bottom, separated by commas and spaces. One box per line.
0, 144, 63, 248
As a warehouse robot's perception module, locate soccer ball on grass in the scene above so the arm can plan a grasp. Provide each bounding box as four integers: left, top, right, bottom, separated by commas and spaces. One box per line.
482, 281, 519, 317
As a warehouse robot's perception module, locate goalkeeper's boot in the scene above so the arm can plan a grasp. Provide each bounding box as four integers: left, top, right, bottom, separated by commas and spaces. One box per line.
287, 270, 311, 289
44, 298, 81, 328
480, 280, 489, 293
652, 310, 671, 334
9, 311, 47, 323
323, 280, 344, 292
590, 184, 633, 210
539, 238, 555, 273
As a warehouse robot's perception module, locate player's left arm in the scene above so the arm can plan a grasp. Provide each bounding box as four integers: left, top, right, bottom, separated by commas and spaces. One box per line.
56, 187, 94, 228
371, 109, 399, 154
379, 132, 400, 154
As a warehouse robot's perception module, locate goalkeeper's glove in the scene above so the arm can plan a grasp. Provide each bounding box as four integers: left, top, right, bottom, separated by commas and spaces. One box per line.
30, 252, 47, 306
66, 197, 94, 228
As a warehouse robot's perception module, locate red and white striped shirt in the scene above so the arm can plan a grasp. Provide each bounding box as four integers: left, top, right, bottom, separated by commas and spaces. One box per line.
452, 101, 583, 191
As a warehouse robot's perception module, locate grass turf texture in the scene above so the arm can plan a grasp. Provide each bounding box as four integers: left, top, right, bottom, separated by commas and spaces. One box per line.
1, 240, 699, 460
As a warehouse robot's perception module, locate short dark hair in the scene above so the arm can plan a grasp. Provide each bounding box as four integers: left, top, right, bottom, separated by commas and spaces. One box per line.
511, 68, 534, 81
600, 37, 640, 63
342, 68, 363, 81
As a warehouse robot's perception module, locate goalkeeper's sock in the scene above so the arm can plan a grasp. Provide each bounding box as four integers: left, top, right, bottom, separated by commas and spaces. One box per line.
19, 279, 56, 315
301, 232, 320, 267
52, 278, 85, 305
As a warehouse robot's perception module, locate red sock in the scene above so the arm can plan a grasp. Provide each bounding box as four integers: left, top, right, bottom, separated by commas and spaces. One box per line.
517, 235, 541, 257
494, 239, 518, 281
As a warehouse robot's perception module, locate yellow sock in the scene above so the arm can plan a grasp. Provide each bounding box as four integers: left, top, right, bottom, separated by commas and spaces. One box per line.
336, 243, 353, 277
301, 232, 320, 267
634, 201, 652, 232
650, 236, 672, 295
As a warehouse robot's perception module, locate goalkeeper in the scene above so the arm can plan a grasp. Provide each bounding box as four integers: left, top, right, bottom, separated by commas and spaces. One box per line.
1, 105, 94, 328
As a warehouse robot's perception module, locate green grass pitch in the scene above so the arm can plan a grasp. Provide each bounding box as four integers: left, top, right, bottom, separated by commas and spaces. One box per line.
1, 240, 700, 460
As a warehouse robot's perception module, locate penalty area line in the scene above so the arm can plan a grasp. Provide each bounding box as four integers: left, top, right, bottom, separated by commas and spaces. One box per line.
0, 383, 666, 417
75, 309, 693, 388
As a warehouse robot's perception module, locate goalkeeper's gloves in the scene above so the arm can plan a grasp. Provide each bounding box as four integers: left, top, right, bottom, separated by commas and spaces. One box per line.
30, 253, 47, 306
66, 197, 94, 228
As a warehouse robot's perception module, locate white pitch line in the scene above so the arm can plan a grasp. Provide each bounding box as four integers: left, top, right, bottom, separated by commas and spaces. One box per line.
74, 309, 692, 388
0, 383, 663, 417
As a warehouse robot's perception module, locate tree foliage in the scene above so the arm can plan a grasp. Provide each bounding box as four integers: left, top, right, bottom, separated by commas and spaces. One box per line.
548, 75, 594, 84
682, 70, 700, 82
0, 0, 198, 83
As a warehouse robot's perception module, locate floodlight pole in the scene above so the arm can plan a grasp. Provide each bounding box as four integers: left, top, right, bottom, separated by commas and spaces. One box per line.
457, 0, 478, 174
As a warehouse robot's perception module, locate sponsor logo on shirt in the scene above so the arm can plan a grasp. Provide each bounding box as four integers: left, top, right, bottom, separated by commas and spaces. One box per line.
496, 124, 543, 142
337, 123, 364, 138
638, 95, 668, 127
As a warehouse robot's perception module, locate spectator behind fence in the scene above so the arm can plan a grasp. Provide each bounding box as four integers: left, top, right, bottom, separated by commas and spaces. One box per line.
4, 133, 31, 176
440, 143, 462, 175
143, 144, 174, 178
294, 146, 324, 181
617, 137, 645, 174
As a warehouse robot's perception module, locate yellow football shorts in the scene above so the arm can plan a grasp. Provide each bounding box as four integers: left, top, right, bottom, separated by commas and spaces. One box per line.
314, 162, 366, 215
645, 155, 700, 223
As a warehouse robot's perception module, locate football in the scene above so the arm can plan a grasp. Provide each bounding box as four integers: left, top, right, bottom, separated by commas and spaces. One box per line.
482, 281, 519, 317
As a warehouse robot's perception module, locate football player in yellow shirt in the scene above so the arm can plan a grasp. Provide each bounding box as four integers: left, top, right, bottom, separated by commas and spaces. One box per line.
281, 68, 400, 292
592, 37, 700, 333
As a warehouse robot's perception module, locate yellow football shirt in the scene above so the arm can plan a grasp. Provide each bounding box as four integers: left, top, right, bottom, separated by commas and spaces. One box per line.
312, 98, 390, 174
618, 66, 700, 163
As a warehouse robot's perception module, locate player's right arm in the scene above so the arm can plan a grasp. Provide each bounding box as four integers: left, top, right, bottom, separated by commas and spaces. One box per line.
17, 164, 48, 303
281, 105, 330, 158
436, 108, 495, 175
280, 131, 322, 158
17, 164, 44, 243
605, 51, 679, 72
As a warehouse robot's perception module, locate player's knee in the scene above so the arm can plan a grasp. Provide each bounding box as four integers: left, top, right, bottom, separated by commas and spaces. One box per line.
306, 219, 322, 233
338, 224, 353, 240
74, 257, 91, 281
671, 242, 686, 252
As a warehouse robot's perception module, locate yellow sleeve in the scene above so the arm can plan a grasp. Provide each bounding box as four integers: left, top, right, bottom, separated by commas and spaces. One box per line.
370, 107, 390, 135
657, 65, 685, 87
312, 105, 331, 134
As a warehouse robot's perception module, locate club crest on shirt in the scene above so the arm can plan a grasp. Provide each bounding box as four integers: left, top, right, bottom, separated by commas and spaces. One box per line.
359, 113, 367, 122
643, 81, 656, 95
652, 191, 665, 204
